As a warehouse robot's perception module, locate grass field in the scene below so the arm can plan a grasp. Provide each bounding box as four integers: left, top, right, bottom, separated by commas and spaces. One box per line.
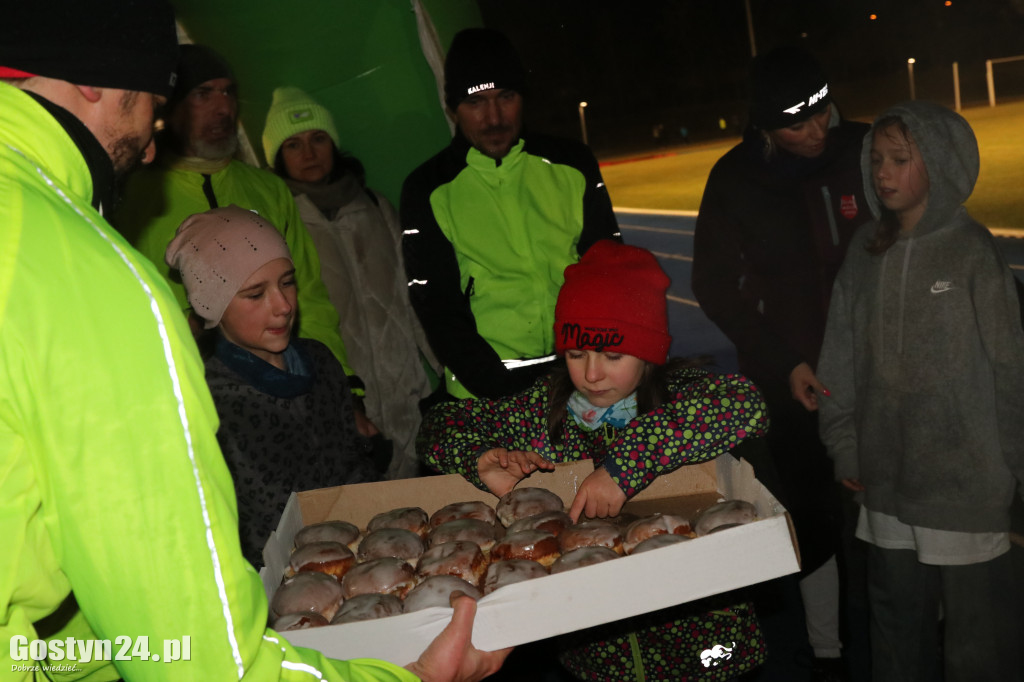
601, 100, 1024, 230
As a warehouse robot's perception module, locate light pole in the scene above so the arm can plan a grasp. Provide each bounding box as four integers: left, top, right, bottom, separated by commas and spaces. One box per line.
907, 58, 917, 100
578, 101, 589, 145
744, 0, 756, 57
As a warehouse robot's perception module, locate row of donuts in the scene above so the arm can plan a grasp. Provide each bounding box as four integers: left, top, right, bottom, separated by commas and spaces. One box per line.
270, 487, 757, 631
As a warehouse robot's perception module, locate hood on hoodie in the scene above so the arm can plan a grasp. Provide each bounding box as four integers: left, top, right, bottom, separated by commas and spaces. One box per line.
860, 101, 979, 234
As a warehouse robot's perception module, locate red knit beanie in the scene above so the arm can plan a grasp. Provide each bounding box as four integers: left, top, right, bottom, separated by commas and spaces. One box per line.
554, 240, 671, 365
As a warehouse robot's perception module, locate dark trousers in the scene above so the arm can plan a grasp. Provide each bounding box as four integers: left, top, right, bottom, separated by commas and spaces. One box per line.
867, 544, 1021, 682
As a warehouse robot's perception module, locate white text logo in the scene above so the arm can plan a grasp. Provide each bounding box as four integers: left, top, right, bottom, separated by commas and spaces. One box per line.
9, 635, 191, 664
783, 84, 829, 115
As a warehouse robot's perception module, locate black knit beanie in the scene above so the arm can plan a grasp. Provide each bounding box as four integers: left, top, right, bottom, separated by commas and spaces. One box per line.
748, 46, 831, 131
444, 28, 526, 110
169, 45, 235, 109
0, 0, 178, 98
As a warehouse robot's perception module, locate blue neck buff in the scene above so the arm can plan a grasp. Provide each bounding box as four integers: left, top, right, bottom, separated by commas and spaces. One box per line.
567, 391, 638, 431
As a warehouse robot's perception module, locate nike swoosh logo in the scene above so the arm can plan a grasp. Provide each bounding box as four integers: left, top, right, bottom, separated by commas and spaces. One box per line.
931, 283, 954, 294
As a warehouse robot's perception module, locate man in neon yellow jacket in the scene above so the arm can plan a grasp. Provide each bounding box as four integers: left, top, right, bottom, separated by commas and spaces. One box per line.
0, 3, 505, 680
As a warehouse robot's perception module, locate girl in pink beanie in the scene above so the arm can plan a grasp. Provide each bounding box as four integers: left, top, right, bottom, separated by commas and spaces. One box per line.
419, 239, 771, 680
166, 206, 381, 566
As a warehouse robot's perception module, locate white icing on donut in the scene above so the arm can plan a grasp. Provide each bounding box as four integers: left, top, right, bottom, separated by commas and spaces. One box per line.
483, 559, 548, 595
404, 575, 482, 612
341, 557, 417, 600
430, 500, 497, 528
294, 521, 360, 550
428, 518, 500, 552
496, 487, 564, 527
330, 593, 403, 624
551, 546, 619, 573
694, 500, 757, 537
367, 507, 430, 538
417, 540, 487, 586
271, 571, 344, 621
357, 527, 425, 565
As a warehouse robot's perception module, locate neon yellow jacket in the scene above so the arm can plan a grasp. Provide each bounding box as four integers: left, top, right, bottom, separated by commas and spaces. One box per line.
113, 153, 352, 375
0, 83, 415, 682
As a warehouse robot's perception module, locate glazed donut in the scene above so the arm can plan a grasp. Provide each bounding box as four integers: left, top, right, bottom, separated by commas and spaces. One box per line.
271, 612, 330, 631
622, 513, 692, 553
357, 528, 425, 565
495, 487, 564, 527
330, 593, 404, 624
416, 540, 488, 587
630, 533, 691, 555
694, 500, 757, 537
483, 559, 549, 595
428, 518, 500, 552
294, 520, 361, 551
491, 529, 561, 567
506, 510, 573, 537
270, 571, 344, 622
367, 507, 430, 539
558, 519, 624, 555
403, 575, 482, 613
341, 557, 417, 600
550, 546, 619, 574
288, 541, 355, 579
429, 500, 497, 528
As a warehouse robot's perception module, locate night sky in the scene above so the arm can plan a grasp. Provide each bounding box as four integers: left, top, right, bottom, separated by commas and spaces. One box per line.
478, 0, 1024, 154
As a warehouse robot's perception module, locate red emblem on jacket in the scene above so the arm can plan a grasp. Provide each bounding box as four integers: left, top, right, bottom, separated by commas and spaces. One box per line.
840, 195, 859, 220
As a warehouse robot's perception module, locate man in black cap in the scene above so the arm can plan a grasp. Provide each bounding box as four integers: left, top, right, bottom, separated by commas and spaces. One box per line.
112, 45, 366, 412
0, 4, 506, 680
401, 27, 620, 401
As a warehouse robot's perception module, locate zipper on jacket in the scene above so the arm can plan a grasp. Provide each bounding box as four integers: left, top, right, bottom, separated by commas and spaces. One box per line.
201, 174, 218, 209
820, 186, 840, 246
627, 631, 646, 682
897, 239, 914, 354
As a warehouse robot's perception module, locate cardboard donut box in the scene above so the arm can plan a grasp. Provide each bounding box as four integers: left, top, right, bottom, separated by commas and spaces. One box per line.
259, 454, 800, 667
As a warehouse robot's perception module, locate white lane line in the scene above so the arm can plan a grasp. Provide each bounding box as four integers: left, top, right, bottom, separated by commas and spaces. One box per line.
668, 294, 701, 308
651, 251, 693, 262
616, 207, 700, 217
620, 223, 694, 235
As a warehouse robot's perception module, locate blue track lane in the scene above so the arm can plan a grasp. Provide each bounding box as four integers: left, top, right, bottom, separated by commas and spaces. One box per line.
616, 209, 1024, 375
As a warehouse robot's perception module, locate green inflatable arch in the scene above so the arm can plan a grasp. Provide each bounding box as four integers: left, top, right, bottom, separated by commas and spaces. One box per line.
173, 0, 481, 205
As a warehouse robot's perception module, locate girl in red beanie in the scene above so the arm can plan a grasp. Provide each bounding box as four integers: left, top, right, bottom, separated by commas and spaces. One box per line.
419, 240, 770, 681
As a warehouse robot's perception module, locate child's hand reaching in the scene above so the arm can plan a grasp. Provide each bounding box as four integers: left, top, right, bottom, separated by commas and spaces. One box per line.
569, 467, 628, 522
477, 448, 555, 498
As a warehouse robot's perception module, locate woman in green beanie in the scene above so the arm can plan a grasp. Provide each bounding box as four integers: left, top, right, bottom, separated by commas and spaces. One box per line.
263, 86, 438, 480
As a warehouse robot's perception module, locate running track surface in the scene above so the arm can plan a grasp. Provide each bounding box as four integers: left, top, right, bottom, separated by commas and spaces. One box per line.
616, 208, 1024, 375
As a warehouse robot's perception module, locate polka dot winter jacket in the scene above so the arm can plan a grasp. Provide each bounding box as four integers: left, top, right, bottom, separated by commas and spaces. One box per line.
419, 367, 768, 498
418, 366, 770, 680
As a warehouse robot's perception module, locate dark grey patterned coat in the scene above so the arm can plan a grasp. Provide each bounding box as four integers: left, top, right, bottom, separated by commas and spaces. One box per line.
205, 337, 379, 566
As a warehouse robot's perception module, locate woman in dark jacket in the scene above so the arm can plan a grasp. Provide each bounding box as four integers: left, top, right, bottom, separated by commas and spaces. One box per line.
692, 46, 871, 682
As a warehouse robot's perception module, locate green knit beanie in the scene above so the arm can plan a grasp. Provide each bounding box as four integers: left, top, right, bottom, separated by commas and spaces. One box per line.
262, 86, 341, 167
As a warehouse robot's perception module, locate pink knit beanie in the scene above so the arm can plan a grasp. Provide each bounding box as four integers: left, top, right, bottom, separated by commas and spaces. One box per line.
165, 205, 292, 328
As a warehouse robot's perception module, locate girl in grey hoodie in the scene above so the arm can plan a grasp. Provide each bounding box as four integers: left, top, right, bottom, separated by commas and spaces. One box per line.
817, 101, 1024, 682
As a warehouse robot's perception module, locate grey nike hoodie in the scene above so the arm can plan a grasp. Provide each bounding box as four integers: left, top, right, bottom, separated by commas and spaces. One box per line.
818, 100, 1024, 532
